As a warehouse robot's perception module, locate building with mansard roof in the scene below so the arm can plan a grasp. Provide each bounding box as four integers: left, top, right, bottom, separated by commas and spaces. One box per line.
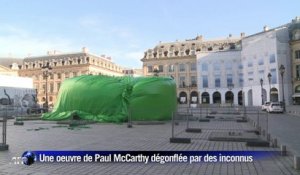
18, 47, 125, 105
0, 57, 22, 76
142, 18, 300, 107
141, 34, 243, 104
289, 17, 300, 104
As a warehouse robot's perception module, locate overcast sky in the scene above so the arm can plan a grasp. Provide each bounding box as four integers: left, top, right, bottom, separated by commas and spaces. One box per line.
0, 0, 299, 68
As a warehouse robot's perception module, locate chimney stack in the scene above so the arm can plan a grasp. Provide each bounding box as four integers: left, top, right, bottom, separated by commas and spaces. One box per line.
240, 32, 245, 38
82, 47, 89, 53
196, 35, 203, 41
263, 25, 269, 32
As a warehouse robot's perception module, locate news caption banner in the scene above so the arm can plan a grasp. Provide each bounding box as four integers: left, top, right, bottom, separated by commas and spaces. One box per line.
12, 151, 280, 166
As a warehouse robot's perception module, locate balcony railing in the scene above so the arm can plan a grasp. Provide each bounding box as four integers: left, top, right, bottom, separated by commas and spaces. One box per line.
179, 84, 197, 88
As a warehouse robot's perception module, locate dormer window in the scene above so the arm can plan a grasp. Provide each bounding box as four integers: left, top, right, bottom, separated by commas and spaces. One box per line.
164, 51, 168, 57
174, 51, 179, 56
185, 49, 190, 55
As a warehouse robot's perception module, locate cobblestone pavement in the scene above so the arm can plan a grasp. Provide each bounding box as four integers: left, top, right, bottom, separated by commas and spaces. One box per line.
0, 118, 299, 175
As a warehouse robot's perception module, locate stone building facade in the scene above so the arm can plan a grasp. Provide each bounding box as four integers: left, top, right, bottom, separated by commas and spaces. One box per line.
241, 25, 292, 106
18, 47, 124, 105
196, 25, 292, 106
289, 17, 300, 104
197, 50, 242, 105
141, 35, 242, 104
142, 17, 300, 106
122, 68, 143, 77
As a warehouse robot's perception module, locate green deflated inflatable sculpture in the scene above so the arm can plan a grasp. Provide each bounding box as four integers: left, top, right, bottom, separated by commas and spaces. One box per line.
42, 75, 177, 123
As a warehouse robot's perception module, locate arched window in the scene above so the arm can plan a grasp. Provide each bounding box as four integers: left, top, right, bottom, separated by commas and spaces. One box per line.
225, 91, 234, 104
179, 91, 187, 104
201, 92, 210, 104
190, 91, 198, 104
213, 92, 221, 104
270, 87, 278, 102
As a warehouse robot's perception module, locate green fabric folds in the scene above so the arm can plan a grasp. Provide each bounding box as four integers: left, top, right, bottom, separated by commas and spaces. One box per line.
42, 75, 177, 123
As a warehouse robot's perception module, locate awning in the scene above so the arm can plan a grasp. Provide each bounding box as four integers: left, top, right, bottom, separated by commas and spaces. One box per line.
292, 93, 300, 98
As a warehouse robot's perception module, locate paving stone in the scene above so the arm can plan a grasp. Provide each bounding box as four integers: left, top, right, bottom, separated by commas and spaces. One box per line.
0, 118, 299, 175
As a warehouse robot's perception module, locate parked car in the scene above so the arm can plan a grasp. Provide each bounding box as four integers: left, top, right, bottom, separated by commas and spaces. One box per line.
26, 107, 46, 114
261, 102, 270, 111
26, 104, 46, 114
266, 102, 283, 113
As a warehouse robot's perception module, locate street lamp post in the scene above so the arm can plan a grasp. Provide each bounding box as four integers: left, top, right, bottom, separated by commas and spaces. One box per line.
267, 73, 272, 102
260, 78, 264, 105
186, 84, 192, 110
185, 84, 192, 129
279, 65, 286, 112
42, 65, 52, 111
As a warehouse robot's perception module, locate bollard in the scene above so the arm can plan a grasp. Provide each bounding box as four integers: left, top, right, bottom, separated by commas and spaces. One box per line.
0, 114, 9, 151
267, 134, 271, 141
280, 145, 287, 156
127, 109, 132, 128
272, 138, 278, 147
262, 130, 265, 136
294, 156, 300, 170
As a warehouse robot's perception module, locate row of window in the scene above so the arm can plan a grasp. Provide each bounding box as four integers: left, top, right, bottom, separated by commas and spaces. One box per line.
23, 57, 122, 72
147, 63, 197, 73
146, 43, 238, 59
33, 71, 83, 81
200, 54, 276, 72
35, 82, 61, 93
40, 96, 54, 102
178, 76, 197, 87
199, 69, 277, 88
